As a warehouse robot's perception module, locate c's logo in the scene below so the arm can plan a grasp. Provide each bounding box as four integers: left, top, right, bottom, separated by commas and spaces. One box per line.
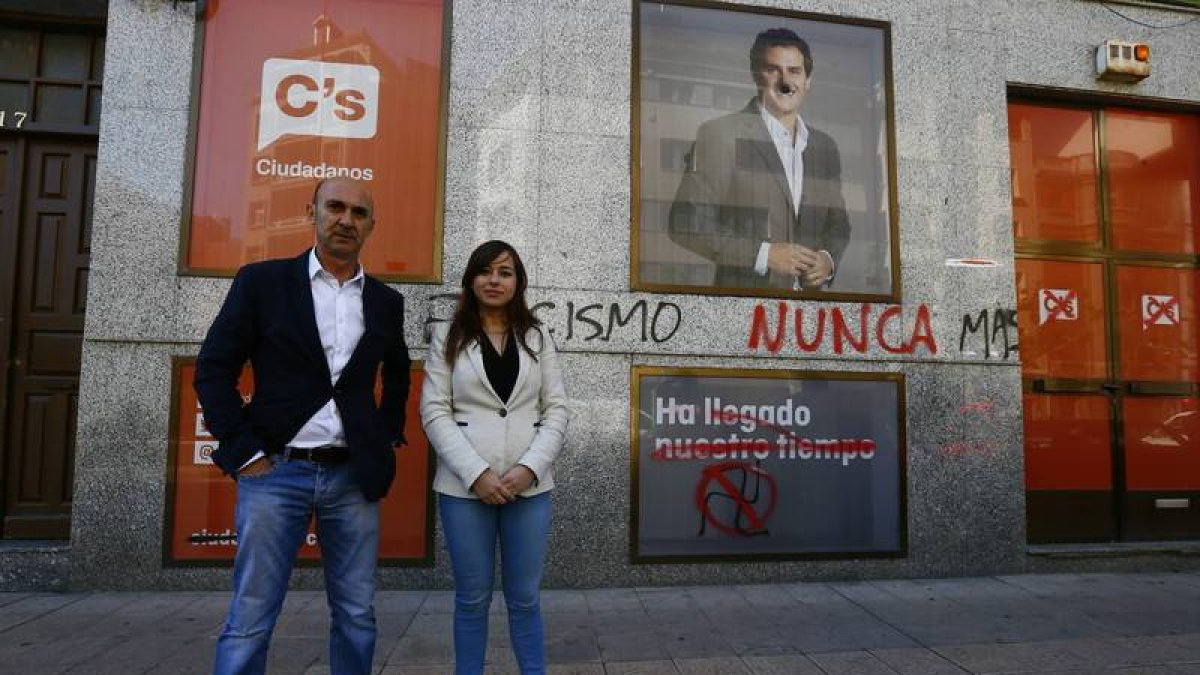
258, 58, 379, 150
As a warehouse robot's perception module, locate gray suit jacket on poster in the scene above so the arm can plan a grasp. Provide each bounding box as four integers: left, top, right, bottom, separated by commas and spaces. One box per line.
668, 99, 851, 290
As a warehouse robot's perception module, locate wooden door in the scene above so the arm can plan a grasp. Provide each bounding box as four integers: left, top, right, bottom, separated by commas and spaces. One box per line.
2, 137, 94, 538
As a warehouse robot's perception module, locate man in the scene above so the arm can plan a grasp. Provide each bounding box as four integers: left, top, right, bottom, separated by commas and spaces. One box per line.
669, 28, 850, 291
195, 177, 411, 675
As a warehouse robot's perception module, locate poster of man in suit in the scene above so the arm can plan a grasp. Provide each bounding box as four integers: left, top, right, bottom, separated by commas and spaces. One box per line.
634, 2, 897, 300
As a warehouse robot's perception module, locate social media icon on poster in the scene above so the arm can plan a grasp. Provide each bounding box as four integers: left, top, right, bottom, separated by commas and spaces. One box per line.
257, 58, 379, 150
194, 441, 217, 465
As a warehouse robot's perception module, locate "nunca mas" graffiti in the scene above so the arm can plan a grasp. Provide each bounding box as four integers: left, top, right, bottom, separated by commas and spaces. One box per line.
748, 302, 937, 355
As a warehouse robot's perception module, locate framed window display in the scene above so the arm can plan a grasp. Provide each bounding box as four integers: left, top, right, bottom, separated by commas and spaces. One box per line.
180, 0, 449, 281
631, 366, 906, 562
164, 357, 434, 566
632, 1, 899, 301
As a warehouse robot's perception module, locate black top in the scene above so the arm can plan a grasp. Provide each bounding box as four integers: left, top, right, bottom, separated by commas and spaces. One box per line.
481, 332, 518, 403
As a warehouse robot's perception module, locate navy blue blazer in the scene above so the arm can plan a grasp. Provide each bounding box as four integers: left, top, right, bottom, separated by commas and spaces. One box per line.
194, 250, 411, 501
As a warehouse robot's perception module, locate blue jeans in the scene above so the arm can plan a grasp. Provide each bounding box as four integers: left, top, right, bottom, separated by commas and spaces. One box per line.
439, 492, 552, 675
213, 455, 380, 675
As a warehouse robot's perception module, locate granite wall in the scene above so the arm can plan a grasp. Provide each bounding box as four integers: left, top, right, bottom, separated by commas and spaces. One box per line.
65, 0, 1200, 590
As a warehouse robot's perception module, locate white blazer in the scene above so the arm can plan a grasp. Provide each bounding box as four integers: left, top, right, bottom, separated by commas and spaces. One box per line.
421, 321, 570, 498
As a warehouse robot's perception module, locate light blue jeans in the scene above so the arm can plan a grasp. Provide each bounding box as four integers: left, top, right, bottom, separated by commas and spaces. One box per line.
213, 454, 380, 675
439, 491, 552, 675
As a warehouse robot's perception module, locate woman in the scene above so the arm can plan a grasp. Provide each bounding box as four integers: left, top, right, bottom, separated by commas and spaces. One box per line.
421, 240, 570, 675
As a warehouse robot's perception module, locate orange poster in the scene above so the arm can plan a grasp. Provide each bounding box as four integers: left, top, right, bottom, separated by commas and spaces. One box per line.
183, 0, 447, 280
166, 358, 433, 565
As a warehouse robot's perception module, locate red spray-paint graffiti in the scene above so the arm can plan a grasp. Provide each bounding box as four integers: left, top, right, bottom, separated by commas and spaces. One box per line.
695, 461, 778, 537
748, 303, 938, 355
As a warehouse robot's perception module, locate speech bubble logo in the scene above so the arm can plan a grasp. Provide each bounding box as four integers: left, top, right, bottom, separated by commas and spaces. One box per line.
257, 58, 379, 151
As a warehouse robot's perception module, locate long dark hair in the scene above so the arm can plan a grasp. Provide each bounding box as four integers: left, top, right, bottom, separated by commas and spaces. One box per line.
444, 240, 541, 365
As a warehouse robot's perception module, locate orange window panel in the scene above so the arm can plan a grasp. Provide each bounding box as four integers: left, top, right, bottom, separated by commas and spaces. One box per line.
1123, 396, 1200, 491
1106, 109, 1200, 255
1023, 393, 1112, 490
1115, 266, 1200, 383
1007, 103, 1099, 244
1015, 259, 1108, 380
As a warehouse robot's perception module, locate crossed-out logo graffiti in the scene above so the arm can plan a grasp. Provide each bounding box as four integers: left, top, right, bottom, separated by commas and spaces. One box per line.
255, 59, 379, 181
1142, 294, 1180, 330
1038, 288, 1078, 326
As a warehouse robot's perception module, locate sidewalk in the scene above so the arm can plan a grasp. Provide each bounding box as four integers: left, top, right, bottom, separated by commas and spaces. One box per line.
2, 573, 1199, 674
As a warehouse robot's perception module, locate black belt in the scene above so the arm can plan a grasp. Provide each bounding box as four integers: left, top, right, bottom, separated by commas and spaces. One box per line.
283, 446, 349, 463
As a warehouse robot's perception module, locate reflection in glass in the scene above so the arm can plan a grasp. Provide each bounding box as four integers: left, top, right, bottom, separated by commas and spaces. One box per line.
1107, 109, 1200, 255
1123, 397, 1200, 491
39, 32, 92, 80
1007, 103, 1099, 244
35, 84, 83, 124
86, 86, 102, 126
90, 37, 105, 80
0, 82, 28, 113
0, 28, 37, 79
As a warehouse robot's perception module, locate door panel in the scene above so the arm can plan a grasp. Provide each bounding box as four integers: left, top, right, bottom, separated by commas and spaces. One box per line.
1107, 110, 1200, 256
1014, 259, 1108, 381
1008, 103, 1100, 245
1023, 392, 1116, 543
1115, 266, 1200, 384
3, 138, 93, 538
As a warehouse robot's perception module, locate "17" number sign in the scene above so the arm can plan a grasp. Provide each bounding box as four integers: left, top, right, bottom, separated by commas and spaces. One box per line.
0, 111, 29, 129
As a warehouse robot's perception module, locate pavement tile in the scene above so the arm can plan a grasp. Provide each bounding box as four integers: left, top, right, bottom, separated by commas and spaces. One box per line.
418, 591, 455, 615
388, 631, 454, 665
1169, 632, 1200, 654
265, 636, 326, 674
545, 625, 602, 663
659, 623, 736, 659
0, 593, 30, 609
604, 660, 680, 674
868, 647, 970, 674
597, 629, 672, 662
0, 593, 86, 632
62, 635, 204, 674
0, 635, 126, 673
933, 639, 1093, 673
774, 620, 916, 654
138, 635, 219, 674
808, 650, 901, 675
742, 653, 825, 674
674, 655, 753, 674
375, 591, 429, 615
637, 588, 701, 613
739, 585, 804, 610
401, 611, 453, 636
542, 589, 589, 613
546, 663, 606, 674
377, 667, 444, 675
583, 588, 642, 613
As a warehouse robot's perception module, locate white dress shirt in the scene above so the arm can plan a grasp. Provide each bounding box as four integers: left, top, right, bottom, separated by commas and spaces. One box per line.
239, 249, 365, 469
751, 102, 834, 287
